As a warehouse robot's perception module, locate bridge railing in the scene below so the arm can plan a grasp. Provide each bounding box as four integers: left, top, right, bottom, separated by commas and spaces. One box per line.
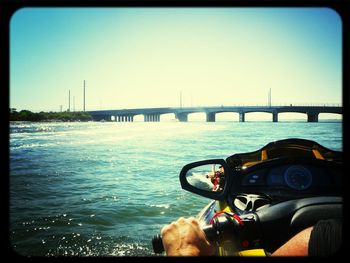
195, 103, 342, 108
87, 103, 342, 112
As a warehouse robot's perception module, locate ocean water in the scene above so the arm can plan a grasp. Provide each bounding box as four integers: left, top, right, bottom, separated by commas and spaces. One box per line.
9, 120, 342, 256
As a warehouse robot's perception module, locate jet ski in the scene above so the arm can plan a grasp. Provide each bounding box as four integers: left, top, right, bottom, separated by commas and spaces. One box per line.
152, 138, 342, 256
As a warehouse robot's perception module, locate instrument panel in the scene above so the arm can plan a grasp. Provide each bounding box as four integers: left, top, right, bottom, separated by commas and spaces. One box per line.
241, 163, 333, 192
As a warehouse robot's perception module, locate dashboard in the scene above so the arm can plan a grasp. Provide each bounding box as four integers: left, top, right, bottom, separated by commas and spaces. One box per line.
239, 162, 341, 197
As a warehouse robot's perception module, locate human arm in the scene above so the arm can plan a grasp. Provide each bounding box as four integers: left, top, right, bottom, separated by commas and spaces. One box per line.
272, 218, 342, 256
271, 226, 313, 256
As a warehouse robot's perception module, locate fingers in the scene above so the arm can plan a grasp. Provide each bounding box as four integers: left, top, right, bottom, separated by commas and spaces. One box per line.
187, 217, 199, 226
161, 217, 199, 236
175, 217, 199, 230
177, 217, 186, 224
161, 220, 178, 236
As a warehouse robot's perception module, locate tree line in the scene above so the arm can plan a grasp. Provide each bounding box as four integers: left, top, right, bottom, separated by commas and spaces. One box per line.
10, 108, 93, 122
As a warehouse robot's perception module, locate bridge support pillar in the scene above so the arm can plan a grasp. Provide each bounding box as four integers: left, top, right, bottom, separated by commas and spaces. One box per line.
116, 115, 133, 122
273, 112, 278, 122
307, 113, 318, 122
144, 114, 160, 122
206, 113, 215, 122
176, 113, 188, 122
239, 112, 245, 122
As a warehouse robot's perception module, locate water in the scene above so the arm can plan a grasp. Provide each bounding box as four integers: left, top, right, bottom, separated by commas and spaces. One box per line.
9, 120, 342, 256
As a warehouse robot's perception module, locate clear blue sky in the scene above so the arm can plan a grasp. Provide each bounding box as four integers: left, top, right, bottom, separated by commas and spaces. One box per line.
10, 7, 342, 112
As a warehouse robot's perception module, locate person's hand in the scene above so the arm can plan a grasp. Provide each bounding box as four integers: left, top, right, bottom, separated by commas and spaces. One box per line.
161, 217, 215, 256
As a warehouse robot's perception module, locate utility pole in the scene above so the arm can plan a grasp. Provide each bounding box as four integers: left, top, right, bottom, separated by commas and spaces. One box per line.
68, 90, 71, 112
180, 91, 182, 108
83, 80, 86, 112
268, 88, 271, 107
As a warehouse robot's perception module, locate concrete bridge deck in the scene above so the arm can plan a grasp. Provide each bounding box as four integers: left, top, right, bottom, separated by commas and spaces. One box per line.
87, 105, 342, 122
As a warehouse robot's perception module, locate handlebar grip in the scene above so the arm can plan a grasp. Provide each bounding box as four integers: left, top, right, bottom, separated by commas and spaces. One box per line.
152, 234, 164, 253
152, 224, 216, 254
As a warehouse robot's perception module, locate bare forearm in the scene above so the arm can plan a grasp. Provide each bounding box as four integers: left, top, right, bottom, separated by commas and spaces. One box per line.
272, 226, 313, 256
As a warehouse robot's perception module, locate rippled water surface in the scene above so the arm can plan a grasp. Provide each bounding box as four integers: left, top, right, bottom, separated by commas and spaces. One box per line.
9, 121, 342, 256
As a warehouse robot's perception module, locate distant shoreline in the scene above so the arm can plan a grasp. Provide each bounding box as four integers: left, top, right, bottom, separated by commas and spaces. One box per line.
9, 109, 92, 122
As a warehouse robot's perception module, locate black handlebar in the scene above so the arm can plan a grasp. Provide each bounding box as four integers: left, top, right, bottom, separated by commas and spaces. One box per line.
151, 234, 164, 253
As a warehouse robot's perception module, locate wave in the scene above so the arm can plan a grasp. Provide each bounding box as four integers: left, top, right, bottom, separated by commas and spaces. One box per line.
10, 123, 55, 134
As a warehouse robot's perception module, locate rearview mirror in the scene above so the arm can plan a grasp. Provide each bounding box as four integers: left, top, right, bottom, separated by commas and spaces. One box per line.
179, 159, 231, 200
186, 164, 225, 192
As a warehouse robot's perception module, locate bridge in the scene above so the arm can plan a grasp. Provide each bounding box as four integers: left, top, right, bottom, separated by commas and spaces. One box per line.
87, 105, 342, 122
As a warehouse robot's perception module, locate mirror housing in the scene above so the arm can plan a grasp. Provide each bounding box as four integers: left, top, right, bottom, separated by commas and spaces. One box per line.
179, 159, 232, 200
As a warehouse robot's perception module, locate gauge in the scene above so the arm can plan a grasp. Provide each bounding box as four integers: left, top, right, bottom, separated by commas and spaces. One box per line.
284, 165, 312, 190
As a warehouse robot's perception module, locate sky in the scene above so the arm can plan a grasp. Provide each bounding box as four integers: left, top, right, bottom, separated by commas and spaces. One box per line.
10, 7, 342, 113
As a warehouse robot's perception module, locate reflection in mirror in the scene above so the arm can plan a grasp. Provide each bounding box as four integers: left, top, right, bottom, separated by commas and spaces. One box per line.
186, 164, 226, 193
